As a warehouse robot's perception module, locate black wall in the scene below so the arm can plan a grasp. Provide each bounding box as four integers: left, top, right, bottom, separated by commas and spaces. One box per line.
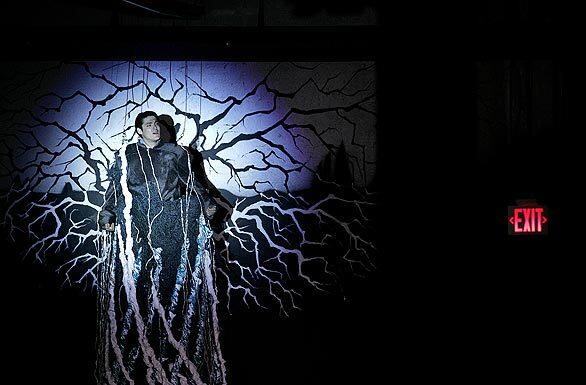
1, 1, 581, 384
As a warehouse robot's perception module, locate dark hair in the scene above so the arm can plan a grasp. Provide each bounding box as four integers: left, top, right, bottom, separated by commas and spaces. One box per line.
135, 111, 158, 130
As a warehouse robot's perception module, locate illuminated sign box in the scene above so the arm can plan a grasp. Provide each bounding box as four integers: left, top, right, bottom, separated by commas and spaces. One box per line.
508, 200, 548, 235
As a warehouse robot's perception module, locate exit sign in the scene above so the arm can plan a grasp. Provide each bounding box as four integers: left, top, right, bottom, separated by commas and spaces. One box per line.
508, 200, 548, 235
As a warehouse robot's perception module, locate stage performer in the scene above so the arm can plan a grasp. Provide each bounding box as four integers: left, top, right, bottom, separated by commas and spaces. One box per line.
96, 110, 226, 385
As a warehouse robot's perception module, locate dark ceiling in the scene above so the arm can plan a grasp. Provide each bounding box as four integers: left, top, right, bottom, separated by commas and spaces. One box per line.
1, 1, 576, 28
2, 0, 380, 27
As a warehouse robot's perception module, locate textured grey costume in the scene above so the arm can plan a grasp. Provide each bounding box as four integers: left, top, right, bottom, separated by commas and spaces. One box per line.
96, 141, 226, 385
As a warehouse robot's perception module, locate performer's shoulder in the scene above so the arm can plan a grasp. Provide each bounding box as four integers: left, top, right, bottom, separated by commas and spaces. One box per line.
115, 142, 143, 155
159, 142, 191, 157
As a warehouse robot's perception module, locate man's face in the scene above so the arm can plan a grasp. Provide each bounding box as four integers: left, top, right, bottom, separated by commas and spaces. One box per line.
138, 115, 161, 143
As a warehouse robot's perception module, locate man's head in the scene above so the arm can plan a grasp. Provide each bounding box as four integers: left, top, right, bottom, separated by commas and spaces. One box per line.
135, 111, 161, 146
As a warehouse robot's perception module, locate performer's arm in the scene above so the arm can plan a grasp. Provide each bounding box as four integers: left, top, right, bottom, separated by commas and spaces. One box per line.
178, 147, 217, 219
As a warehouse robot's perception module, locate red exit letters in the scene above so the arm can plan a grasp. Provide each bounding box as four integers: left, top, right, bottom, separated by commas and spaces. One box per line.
508, 207, 548, 234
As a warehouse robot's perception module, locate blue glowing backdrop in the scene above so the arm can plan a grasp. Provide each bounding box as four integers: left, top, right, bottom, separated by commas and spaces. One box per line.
0, 60, 378, 384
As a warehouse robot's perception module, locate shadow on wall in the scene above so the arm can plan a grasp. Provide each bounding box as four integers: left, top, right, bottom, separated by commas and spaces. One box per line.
158, 114, 233, 231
